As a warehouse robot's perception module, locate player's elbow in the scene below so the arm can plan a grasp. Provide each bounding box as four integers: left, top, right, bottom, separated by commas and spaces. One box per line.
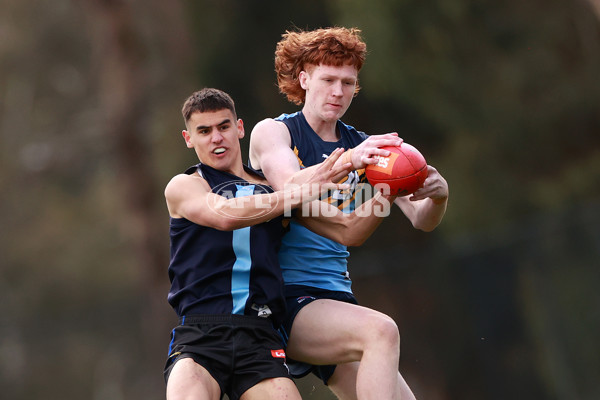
331, 228, 369, 246
189, 207, 240, 231
412, 219, 438, 232
346, 238, 366, 247
212, 211, 247, 231
333, 217, 370, 246
343, 234, 368, 247
215, 219, 240, 231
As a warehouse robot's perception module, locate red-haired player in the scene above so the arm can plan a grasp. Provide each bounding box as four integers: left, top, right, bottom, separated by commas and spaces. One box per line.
250, 27, 449, 400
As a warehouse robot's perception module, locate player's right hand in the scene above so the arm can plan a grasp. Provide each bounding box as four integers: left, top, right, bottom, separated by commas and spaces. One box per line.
302, 148, 351, 200
351, 133, 403, 169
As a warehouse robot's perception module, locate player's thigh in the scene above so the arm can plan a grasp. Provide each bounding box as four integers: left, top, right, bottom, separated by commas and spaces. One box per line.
240, 377, 301, 400
166, 357, 221, 400
286, 299, 397, 364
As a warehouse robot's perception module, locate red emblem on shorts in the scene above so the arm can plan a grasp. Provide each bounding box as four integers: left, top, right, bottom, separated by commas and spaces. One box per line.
271, 349, 286, 358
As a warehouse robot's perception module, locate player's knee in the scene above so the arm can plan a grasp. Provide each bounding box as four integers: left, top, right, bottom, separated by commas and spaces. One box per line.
167, 358, 220, 400
366, 313, 400, 349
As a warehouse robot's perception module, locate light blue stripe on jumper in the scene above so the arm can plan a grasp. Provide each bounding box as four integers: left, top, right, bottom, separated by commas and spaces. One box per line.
231, 184, 255, 314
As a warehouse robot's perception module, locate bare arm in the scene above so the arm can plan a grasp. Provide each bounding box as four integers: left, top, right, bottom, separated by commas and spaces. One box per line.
294, 191, 398, 247
393, 165, 449, 232
307, 162, 449, 240
250, 118, 405, 187
251, 119, 448, 240
165, 148, 349, 231
165, 174, 296, 230
250, 119, 403, 244
249, 118, 300, 189
302, 163, 449, 244
285, 132, 405, 186
297, 164, 449, 244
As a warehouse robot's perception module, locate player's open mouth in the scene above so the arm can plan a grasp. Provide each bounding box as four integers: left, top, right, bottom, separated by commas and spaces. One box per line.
213, 147, 226, 154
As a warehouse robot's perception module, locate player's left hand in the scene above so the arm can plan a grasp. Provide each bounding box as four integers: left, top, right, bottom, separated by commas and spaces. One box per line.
409, 165, 448, 203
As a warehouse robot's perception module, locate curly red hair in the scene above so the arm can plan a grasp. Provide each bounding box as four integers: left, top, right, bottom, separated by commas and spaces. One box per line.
274, 27, 367, 105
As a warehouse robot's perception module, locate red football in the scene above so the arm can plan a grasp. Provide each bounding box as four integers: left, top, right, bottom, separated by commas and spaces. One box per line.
365, 143, 428, 196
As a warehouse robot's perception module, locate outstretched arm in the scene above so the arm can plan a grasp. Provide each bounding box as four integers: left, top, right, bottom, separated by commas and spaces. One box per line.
165, 148, 349, 231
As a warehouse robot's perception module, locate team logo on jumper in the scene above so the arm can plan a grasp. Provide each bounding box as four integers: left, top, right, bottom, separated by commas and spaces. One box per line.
271, 349, 286, 358
330, 170, 360, 202
207, 181, 278, 220
251, 304, 272, 318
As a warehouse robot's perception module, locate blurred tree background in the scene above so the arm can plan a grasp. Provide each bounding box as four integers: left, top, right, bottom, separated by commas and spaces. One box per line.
1, 0, 599, 399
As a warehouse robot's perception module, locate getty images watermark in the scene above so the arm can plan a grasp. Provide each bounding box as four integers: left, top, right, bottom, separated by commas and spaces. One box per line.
207, 181, 394, 220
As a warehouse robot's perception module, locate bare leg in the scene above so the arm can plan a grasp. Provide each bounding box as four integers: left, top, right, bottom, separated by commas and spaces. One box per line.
396, 371, 417, 400
241, 377, 301, 400
328, 362, 359, 400
166, 358, 221, 400
286, 299, 414, 400
329, 363, 417, 400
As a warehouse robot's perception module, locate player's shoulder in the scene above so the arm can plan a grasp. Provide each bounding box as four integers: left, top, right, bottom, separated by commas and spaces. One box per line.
339, 119, 368, 139
250, 118, 291, 145
253, 117, 288, 132
165, 173, 206, 198
168, 172, 197, 184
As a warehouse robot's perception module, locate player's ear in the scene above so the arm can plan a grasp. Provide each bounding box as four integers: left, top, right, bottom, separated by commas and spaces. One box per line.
182, 130, 193, 148
299, 70, 308, 90
236, 119, 245, 139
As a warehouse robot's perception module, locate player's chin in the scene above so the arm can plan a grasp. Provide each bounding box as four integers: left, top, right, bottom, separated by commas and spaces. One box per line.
323, 108, 345, 120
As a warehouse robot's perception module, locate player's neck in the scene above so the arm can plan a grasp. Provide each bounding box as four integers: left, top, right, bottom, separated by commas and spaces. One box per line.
302, 109, 339, 142
215, 155, 246, 179
230, 163, 266, 185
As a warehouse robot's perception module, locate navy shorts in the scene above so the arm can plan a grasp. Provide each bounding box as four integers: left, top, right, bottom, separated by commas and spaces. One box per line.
278, 285, 358, 385
164, 314, 291, 400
